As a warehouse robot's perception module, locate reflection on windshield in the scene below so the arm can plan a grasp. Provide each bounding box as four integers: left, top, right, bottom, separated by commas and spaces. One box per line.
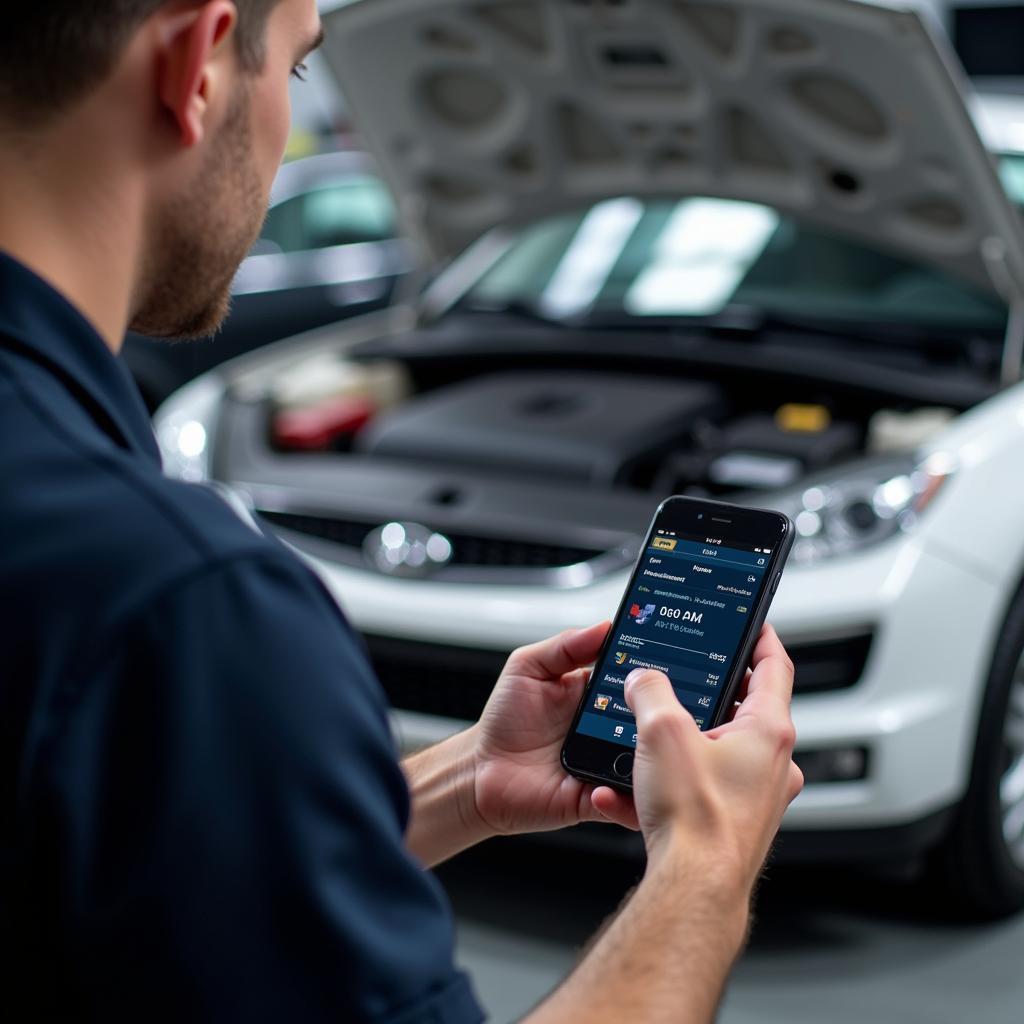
625, 200, 780, 317
467, 197, 1006, 332
540, 199, 643, 319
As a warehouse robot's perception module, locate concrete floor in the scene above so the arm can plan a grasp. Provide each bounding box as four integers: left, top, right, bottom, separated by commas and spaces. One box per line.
436, 837, 1024, 1024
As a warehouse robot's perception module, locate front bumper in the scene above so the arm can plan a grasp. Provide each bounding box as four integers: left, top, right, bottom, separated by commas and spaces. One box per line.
312, 532, 1003, 837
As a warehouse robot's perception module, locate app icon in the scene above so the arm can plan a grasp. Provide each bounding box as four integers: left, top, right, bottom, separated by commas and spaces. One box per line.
614, 725, 625, 737
629, 602, 657, 625
614, 652, 628, 666
594, 694, 611, 711
652, 537, 677, 551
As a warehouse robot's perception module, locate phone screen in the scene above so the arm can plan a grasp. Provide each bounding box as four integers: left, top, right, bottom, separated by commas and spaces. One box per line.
566, 499, 790, 768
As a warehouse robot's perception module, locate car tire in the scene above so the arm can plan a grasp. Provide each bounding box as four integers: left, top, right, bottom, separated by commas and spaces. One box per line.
929, 582, 1024, 919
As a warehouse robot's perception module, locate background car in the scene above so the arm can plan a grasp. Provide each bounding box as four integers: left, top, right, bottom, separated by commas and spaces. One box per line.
124, 150, 412, 410
158, 0, 1024, 916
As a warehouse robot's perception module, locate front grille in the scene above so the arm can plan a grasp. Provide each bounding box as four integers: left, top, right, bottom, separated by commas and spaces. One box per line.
258, 510, 604, 569
447, 536, 601, 569
365, 635, 507, 721
365, 630, 874, 721
260, 510, 374, 548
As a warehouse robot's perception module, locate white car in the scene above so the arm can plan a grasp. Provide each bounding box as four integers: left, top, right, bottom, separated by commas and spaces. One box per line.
157, 0, 1024, 917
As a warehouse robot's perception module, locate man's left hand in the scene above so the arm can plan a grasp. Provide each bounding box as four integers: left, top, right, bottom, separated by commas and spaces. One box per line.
468, 623, 639, 837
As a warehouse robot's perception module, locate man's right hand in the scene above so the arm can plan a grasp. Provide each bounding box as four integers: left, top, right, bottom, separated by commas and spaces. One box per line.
621, 624, 801, 888
529, 625, 801, 1024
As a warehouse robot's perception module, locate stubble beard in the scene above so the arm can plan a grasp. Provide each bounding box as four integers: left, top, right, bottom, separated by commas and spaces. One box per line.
130, 86, 267, 341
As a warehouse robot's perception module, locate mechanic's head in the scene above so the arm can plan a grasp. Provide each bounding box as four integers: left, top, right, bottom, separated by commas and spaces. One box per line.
0, 0, 322, 339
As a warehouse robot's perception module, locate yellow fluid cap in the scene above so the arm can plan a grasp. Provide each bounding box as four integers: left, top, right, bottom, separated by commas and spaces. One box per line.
775, 404, 831, 434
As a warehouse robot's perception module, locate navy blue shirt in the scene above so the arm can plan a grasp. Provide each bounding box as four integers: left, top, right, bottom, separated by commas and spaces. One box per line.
0, 252, 484, 1023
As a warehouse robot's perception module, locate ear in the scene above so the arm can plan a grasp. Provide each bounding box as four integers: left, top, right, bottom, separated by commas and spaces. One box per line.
156, 1, 239, 148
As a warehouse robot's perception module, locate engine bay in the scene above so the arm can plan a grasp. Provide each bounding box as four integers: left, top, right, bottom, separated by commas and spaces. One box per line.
206, 318, 991, 577
261, 354, 958, 501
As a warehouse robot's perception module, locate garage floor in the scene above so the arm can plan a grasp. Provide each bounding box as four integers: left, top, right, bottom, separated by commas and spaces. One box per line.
437, 837, 1024, 1023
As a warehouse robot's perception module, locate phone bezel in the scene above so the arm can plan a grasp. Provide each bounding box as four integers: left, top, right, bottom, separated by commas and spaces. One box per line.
560, 495, 794, 792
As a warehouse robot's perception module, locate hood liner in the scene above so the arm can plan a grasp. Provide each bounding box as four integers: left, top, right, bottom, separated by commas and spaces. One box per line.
322, 0, 1024, 305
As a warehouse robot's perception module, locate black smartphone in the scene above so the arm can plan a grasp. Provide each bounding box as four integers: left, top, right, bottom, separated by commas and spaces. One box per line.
561, 495, 794, 790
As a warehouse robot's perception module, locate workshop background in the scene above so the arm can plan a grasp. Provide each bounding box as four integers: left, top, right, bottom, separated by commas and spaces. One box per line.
150, 1, 1024, 1019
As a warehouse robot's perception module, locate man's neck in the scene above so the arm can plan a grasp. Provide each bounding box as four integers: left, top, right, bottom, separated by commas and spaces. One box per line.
0, 121, 144, 355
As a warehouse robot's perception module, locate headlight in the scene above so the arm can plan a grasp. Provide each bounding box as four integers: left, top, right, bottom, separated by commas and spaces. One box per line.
769, 452, 955, 565
153, 375, 225, 482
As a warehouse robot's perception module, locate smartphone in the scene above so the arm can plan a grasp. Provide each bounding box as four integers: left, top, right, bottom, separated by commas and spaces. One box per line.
561, 495, 794, 790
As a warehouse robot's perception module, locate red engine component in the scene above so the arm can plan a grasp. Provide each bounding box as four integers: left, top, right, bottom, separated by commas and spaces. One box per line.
273, 395, 376, 451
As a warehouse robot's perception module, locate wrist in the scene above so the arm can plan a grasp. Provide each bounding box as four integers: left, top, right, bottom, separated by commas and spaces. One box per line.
643, 824, 752, 939
531, 823, 753, 1024
402, 725, 495, 866
449, 723, 496, 845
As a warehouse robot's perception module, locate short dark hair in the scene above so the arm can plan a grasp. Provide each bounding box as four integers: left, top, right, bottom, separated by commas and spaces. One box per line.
0, 1, 280, 122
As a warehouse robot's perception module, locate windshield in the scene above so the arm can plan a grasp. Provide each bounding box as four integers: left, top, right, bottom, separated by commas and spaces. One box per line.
462, 195, 1009, 333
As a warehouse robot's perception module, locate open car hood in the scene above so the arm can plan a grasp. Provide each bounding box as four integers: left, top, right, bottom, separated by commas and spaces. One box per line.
321, 0, 1024, 302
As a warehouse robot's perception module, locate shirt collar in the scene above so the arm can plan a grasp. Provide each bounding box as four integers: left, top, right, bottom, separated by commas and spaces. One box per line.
0, 250, 161, 464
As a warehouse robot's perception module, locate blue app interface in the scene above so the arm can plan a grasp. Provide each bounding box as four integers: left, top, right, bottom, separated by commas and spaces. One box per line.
575, 529, 773, 748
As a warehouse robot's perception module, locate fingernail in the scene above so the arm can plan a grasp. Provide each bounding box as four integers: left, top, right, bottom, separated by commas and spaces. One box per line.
625, 668, 645, 687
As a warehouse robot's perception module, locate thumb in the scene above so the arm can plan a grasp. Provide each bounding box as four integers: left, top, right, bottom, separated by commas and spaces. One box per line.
624, 669, 699, 741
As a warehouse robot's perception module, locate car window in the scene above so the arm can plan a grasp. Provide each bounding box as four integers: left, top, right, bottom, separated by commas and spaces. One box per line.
1000, 154, 1024, 207
467, 195, 1008, 332
260, 176, 396, 254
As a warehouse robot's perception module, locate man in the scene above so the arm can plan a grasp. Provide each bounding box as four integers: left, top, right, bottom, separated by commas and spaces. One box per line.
0, 2, 803, 1020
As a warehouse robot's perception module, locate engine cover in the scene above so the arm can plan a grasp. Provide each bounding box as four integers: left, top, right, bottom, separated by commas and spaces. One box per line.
356, 372, 723, 484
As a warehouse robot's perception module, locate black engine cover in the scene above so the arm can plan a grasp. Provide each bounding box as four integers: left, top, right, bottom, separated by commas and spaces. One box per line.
356, 372, 723, 483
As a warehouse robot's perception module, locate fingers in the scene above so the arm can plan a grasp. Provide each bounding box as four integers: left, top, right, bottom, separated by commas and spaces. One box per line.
788, 762, 805, 803
624, 669, 699, 746
507, 622, 610, 679
590, 786, 640, 831
559, 667, 592, 695
730, 626, 797, 753
704, 670, 752, 734
735, 667, 753, 704
745, 625, 795, 704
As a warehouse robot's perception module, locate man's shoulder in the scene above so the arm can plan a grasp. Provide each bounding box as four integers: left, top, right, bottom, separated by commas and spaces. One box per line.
6, 436, 273, 578
0, 373, 293, 653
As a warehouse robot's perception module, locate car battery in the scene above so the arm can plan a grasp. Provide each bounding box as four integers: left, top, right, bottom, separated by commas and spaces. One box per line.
720, 411, 860, 467
655, 407, 860, 494
705, 410, 860, 491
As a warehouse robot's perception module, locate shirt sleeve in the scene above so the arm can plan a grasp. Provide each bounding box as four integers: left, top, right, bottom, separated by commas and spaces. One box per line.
32, 551, 485, 1024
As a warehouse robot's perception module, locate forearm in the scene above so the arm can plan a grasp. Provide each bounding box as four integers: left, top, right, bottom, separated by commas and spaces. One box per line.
525, 834, 751, 1024
402, 726, 493, 867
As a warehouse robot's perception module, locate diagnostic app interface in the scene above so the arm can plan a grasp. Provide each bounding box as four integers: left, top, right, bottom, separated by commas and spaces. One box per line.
575, 529, 772, 748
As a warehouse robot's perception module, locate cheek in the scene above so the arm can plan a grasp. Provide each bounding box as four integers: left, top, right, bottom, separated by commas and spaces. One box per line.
268, 86, 292, 160
253, 78, 292, 189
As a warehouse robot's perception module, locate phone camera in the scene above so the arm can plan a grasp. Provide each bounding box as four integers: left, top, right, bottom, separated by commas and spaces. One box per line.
697, 513, 703, 520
